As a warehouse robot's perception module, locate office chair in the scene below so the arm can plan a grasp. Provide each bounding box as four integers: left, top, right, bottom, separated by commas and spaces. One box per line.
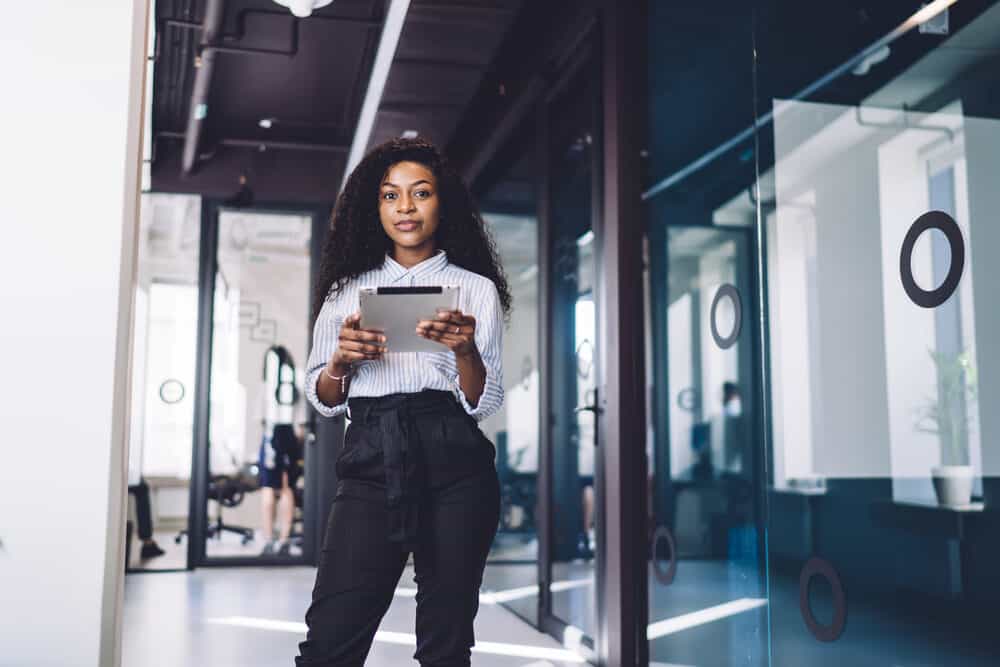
175, 465, 259, 546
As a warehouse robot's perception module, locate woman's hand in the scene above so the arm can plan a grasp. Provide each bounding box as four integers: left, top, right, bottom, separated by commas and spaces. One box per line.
329, 312, 386, 371
417, 309, 479, 359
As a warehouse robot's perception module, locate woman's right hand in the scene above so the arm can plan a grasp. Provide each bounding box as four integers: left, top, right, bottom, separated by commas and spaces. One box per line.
329, 312, 386, 370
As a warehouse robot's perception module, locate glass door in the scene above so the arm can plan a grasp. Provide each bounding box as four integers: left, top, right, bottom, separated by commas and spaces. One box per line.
755, 2, 1000, 664
541, 58, 602, 656
191, 206, 316, 565
646, 223, 768, 666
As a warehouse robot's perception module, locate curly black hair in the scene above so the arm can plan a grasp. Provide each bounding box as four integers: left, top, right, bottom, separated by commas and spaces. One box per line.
312, 137, 511, 326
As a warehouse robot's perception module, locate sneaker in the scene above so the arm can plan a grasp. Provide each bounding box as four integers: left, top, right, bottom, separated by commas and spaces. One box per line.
277, 540, 292, 557
261, 539, 278, 556
140, 541, 166, 559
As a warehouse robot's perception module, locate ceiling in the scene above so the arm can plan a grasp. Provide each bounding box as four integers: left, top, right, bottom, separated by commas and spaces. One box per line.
149, 0, 522, 204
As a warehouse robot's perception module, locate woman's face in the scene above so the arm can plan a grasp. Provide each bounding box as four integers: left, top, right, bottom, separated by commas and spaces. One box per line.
378, 160, 441, 254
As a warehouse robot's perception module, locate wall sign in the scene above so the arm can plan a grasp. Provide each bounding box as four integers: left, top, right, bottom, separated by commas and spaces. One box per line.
899, 210, 964, 309
251, 319, 277, 343
239, 301, 261, 328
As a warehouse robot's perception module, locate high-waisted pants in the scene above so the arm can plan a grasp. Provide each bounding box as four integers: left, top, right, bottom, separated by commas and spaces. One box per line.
295, 390, 501, 666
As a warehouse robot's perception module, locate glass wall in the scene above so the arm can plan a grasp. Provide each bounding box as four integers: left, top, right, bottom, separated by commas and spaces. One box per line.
477, 127, 542, 624
203, 209, 313, 561
645, 0, 999, 664
643, 2, 766, 663
756, 1, 999, 663
125, 193, 201, 571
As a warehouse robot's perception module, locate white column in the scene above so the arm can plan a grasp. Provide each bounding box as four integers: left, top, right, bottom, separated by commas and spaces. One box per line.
0, 2, 148, 666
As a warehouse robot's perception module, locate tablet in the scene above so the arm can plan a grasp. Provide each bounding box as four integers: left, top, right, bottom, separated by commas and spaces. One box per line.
359, 285, 461, 354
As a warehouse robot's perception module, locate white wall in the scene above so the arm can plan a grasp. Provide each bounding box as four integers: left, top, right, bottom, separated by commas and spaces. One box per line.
0, 2, 147, 666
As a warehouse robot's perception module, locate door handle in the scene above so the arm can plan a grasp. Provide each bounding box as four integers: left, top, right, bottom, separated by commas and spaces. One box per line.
575, 387, 602, 415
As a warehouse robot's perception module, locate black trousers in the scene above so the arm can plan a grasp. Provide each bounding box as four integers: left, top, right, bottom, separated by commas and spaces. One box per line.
296, 390, 501, 667
127, 479, 153, 541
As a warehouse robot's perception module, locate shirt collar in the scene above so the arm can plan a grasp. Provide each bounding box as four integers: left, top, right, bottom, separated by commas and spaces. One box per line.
383, 249, 448, 281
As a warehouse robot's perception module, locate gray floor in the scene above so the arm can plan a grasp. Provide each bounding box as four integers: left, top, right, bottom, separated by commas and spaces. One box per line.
122, 565, 585, 667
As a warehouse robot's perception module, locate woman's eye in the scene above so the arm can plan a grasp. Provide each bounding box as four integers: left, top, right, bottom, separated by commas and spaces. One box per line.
382, 192, 396, 201
415, 190, 430, 198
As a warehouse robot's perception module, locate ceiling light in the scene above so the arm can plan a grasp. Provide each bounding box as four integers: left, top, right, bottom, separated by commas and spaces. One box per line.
272, 0, 334, 18
401, 130, 418, 139
258, 118, 275, 129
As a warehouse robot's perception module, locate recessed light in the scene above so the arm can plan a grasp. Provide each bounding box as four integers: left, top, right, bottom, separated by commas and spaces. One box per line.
401, 130, 418, 139
258, 118, 275, 129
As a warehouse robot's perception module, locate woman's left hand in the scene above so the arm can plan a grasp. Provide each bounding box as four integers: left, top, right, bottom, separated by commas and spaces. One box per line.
417, 309, 479, 359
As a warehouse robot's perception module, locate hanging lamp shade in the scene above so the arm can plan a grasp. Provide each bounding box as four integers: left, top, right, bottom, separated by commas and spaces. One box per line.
272, 0, 334, 18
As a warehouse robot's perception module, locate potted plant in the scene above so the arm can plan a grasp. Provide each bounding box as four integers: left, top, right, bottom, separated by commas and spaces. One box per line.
916, 349, 978, 507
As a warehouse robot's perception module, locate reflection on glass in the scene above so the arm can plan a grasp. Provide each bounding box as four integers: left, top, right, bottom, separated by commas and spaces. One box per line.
205, 210, 312, 560
548, 78, 599, 642
478, 133, 541, 624
649, 226, 767, 666
758, 1, 999, 664
125, 194, 200, 571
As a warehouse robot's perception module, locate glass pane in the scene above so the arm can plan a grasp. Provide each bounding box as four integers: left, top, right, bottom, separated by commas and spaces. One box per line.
644, 2, 765, 662
205, 210, 312, 561
548, 75, 599, 641
756, 1, 999, 664
478, 131, 541, 625
125, 193, 201, 571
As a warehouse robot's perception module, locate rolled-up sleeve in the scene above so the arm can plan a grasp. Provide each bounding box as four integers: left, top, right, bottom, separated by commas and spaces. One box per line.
453, 280, 504, 421
305, 291, 349, 419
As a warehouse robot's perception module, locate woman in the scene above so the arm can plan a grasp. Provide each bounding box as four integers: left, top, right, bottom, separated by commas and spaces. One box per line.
295, 137, 511, 667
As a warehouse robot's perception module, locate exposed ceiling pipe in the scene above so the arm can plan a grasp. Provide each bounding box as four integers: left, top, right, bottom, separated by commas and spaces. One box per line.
182, 0, 227, 174
160, 131, 349, 154
341, 0, 412, 189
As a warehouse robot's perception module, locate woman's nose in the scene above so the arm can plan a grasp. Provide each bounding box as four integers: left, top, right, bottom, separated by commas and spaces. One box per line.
397, 196, 414, 213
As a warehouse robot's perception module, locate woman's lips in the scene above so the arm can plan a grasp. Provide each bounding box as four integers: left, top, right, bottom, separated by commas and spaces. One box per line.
395, 220, 420, 232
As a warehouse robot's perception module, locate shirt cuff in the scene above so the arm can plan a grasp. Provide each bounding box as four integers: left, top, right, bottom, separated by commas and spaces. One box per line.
452, 372, 500, 421
305, 367, 348, 419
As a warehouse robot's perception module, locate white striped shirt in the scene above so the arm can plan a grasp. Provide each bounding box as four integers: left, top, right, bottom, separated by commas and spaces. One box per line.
305, 250, 504, 422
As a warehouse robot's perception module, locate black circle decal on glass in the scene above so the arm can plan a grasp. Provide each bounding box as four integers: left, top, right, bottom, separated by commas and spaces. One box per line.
900, 210, 964, 309
710, 284, 742, 349
651, 525, 677, 585
799, 557, 846, 642
159, 379, 186, 404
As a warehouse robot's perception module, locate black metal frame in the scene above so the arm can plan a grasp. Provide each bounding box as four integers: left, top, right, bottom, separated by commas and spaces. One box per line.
188, 198, 333, 569
537, 39, 602, 658
459, 2, 648, 663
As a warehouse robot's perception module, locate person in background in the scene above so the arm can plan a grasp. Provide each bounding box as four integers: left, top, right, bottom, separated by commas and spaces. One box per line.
722, 381, 742, 417
257, 345, 304, 556
127, 478, 165, 560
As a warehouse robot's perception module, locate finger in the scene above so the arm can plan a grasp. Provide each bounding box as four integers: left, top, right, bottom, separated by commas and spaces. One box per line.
344, 348, 384, 361
341, 340, 384, 355
342, 312, 361, 330
417, 328, 467, 344
419, 320, 469, 334
340, 350, 373, 363
342, 328, 386, 344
